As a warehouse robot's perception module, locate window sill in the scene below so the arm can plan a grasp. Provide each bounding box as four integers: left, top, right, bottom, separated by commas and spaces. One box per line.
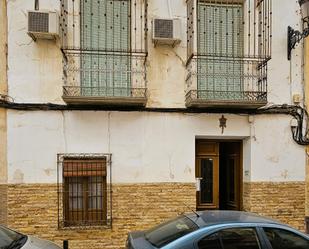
58, 224, 111, 231
58, 221, 112, 230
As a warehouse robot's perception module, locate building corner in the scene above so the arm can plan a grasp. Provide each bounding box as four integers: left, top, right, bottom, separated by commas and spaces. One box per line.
0, 0, 8, 225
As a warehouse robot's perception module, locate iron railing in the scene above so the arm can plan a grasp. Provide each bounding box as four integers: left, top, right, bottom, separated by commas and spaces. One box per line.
57, 153, 112, 229
63, 86, 147, 99
186, 0, 272, 107
60, 0, 148, 103
62, 50, 147, 101
186, 56, 268, 105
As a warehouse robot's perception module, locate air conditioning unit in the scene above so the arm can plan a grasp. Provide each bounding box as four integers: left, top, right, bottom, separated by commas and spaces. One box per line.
27, 10, 59, 41
152, 18, 181, 47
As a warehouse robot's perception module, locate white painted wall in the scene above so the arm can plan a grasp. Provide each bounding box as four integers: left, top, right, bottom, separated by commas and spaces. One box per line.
5, 0, 306, 185
7, 111, 305, 184
7, 0, 304, 107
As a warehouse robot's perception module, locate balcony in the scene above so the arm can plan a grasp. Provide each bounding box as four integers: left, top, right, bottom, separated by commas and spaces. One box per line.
186, 0, 272, 109
62, 51, 147, 106
185, 57, 268, 109
60, 0, 148, 106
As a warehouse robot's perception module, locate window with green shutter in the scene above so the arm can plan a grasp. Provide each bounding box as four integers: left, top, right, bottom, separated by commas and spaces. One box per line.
197, 3, 244, 100
80, 0, 131, 97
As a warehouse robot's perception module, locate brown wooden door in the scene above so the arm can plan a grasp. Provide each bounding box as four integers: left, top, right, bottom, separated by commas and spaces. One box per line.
196, 141, 219, 209
196, 140, 242, 211
221, 142, 241, 210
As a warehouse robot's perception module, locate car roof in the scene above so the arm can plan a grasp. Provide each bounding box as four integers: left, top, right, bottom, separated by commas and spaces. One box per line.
185, 210, 282, 228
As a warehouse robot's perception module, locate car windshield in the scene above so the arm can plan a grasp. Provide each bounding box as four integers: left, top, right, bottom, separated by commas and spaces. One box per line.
145, 215, 198, 248
0, 226, 26, 249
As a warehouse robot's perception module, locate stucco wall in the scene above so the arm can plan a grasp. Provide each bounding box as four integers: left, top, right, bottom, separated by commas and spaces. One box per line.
6, 0, 304, 107
7, 110, 305, 184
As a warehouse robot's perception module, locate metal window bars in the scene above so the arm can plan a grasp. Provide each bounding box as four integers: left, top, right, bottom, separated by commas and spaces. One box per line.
60, 0, 148, 103
57, 153, 112, 229
186, 0, 272, 108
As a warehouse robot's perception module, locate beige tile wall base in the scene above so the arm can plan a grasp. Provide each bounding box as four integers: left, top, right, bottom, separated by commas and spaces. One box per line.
243, 181, 306, 231
0, 184, 8, 225
7, 182, 306, 248
7, 183, 196, 249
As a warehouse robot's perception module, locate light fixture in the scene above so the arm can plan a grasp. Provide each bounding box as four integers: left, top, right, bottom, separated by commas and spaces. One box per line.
287, 0, 309, 60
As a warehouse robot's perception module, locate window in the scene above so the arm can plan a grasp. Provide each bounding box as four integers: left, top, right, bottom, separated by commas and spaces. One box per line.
145, 215, 198, 248
198, 228, 261, 249
80, 0, 131, 97
185, 0, 271, 106
263, 227, 309, 249
57, 155, 111, 228
197, 1, 243, 100
198, 232, 221, 249
60, 0, 148, 103
220, 228, 261, 249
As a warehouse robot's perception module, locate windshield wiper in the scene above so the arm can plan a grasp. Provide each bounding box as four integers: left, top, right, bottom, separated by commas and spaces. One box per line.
7, 235, 27, 249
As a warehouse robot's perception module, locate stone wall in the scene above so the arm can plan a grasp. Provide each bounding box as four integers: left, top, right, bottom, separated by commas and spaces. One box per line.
0, 184, 7, 225
243, 182, 306, 231
7, 183, 196, 249
6, 182, 306, 248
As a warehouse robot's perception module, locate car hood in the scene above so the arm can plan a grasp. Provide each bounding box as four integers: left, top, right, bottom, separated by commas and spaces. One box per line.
22, 236, 62, 249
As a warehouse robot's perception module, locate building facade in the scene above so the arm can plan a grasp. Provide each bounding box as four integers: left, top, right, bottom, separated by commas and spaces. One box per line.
0, 0, 308, 248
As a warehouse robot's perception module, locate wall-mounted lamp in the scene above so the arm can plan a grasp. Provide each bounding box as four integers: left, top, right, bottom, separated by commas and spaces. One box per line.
288, 0, 309, 60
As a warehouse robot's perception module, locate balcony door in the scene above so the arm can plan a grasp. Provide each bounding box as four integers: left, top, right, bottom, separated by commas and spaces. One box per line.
196, 140, 241, 210
80, 0, 131, 97
197, 2, 244, 101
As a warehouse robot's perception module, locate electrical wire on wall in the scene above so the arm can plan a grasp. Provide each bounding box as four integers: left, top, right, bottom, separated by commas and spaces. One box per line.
257, 104, 309, 145
0, 96, 309, 145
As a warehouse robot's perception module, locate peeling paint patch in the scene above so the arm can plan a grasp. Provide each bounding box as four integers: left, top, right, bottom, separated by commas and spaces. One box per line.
184, 165, 192, 175
281, 170, 289, 179
267, 155, 279, 163
13, 169, 24, 183
44, 168, 54, 176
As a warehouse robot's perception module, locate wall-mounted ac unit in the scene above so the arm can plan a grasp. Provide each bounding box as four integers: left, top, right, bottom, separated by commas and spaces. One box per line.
27, 11, 59, 41
152, 18, 181, 47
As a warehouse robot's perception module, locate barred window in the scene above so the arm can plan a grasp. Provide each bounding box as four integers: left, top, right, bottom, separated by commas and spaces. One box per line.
60, 0, 148, 101
58, 154, 112, 228
185, 0, 271, 105
80, 0, 131, 97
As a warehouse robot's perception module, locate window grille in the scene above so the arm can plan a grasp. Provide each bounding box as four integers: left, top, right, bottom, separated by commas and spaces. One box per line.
57, 154, 112, 228
186, 0, 271, 106
60, 0, 148, 101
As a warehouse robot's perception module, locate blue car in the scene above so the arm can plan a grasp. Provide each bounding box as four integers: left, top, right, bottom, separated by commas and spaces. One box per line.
126, 211, 309, 249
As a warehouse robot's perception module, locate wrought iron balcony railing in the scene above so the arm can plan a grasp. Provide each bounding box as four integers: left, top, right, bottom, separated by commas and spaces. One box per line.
63, 86, 147, 105
60, 0, 148, 106
185, 57, 268, 108
186, 0, 271, 109
62, 51, 147, 106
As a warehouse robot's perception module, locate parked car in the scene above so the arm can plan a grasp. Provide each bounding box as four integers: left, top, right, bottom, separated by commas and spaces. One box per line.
0, 225, 61, 249
126, 210, 309, 249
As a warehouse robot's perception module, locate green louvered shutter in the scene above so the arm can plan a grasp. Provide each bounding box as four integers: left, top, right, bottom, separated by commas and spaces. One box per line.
198, 3, 243, 100
81, 0, 131, 97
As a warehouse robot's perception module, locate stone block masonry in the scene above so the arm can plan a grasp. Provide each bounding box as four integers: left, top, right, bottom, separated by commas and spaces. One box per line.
0, 184, 8, 225
6, 181, 306, 249
243, 182, 306, 231
7, 183, 196, 249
